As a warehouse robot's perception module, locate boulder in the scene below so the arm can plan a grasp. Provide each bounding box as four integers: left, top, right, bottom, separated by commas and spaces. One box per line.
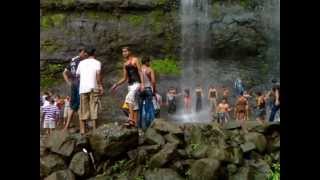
240, 142, 256, 153
69, 152, 92, 177
224, 121, 242, 130
226, 147, 243, 164
227, 164, 238, 175
244, 121, 265, 132
88, 123, 139, 159
151, 119, 184, 135
207, 146, 227, 161
144, 128, 165, 145
139, 145, 161, 154
229, 166, 250, 180
40, 154, 67, 177
189, 158, 220, 180
164, 133, 181, 145
244, 132, 267, 153
46, 130, 76, 157
249, 159, 271, 180
149, 143, 177, 168
144, 168, 184, 180
44, 169, 76, 180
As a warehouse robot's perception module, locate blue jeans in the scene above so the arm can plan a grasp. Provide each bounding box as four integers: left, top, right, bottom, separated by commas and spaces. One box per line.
138, 88, 155, 129
269, 104, 280, 122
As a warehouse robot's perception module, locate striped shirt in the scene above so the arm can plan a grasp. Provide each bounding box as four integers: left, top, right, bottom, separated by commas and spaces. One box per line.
42, 104, 60, 121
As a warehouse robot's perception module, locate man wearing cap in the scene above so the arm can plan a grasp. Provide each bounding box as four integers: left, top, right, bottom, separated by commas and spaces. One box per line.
76, 47, 103, 134
63, 47, 87, 130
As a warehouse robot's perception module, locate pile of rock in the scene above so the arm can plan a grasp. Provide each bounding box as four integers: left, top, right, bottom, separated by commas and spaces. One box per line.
40, 119, 280, 180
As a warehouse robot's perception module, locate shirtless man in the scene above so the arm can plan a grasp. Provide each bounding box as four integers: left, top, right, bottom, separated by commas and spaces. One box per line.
111, 46, 144, 127
235, 92, 248, 124
216, 98, 232, 125
255, 92, 267, 124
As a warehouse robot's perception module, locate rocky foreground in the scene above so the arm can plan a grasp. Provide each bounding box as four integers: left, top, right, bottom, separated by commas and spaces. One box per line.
40, 119, 280, 180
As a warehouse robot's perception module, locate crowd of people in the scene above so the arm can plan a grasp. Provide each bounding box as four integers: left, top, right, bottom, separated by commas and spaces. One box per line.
40, 46, 280, 136
164, 78, 280, 126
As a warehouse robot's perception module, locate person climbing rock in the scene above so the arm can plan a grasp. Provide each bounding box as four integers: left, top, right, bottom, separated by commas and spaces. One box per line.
63, 47, 87, 130
195, 84, 203, 113
76, 47, 103, 134
111, 46, 144, 127
216, 98, 231, 125
138, 56, 156, 129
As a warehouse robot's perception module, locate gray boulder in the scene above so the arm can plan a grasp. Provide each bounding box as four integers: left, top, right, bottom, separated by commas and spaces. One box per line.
189, 158, 220, 180
44, 169, 75, 180
40, 154, 67, 177
144, 168, 183, 180
69, 152, 92, 177
88, 123, 139, 159
144, 128, 165, 145
149, 143, 177, 168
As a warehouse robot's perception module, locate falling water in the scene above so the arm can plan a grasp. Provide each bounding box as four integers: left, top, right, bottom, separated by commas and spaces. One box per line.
173, 0, 212, 122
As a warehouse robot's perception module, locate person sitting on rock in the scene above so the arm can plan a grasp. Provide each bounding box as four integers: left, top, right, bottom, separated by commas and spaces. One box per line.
42, 98, 60, 136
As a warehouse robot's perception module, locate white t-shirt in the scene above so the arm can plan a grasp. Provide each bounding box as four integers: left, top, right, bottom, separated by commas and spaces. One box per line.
76, 58, 101, 94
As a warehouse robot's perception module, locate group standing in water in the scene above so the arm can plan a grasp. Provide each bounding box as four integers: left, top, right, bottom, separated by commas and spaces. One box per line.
163, 78, 280, 126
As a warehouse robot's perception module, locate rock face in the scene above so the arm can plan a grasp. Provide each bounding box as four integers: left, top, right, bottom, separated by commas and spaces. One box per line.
40, 120, 280, 180
189, 158, 220, 180
69, 152, 92, 177
44, 169, 76, 180
149, 143, 177, 168
46, 131, 76, 157
88, 123, 139, 159
40, 154, 67, 178
144, 168, 184, 180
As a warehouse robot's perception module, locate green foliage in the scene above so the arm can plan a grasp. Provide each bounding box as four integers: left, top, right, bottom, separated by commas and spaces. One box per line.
40, 14, 66, 29
149, 11, 165, 34
212, 2, 221, 18
41, 39, 62, 54
239, 0, 252, 8
128, 15, 144, 26
111, 160, 128, 174
156, 0, 167, 6
135, 176, 145, 180
40, 64, 65, 88
190, 143, 201, 152
151, 57, 181, 76
268, 163, 280, 180
185, 169, 191, 177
